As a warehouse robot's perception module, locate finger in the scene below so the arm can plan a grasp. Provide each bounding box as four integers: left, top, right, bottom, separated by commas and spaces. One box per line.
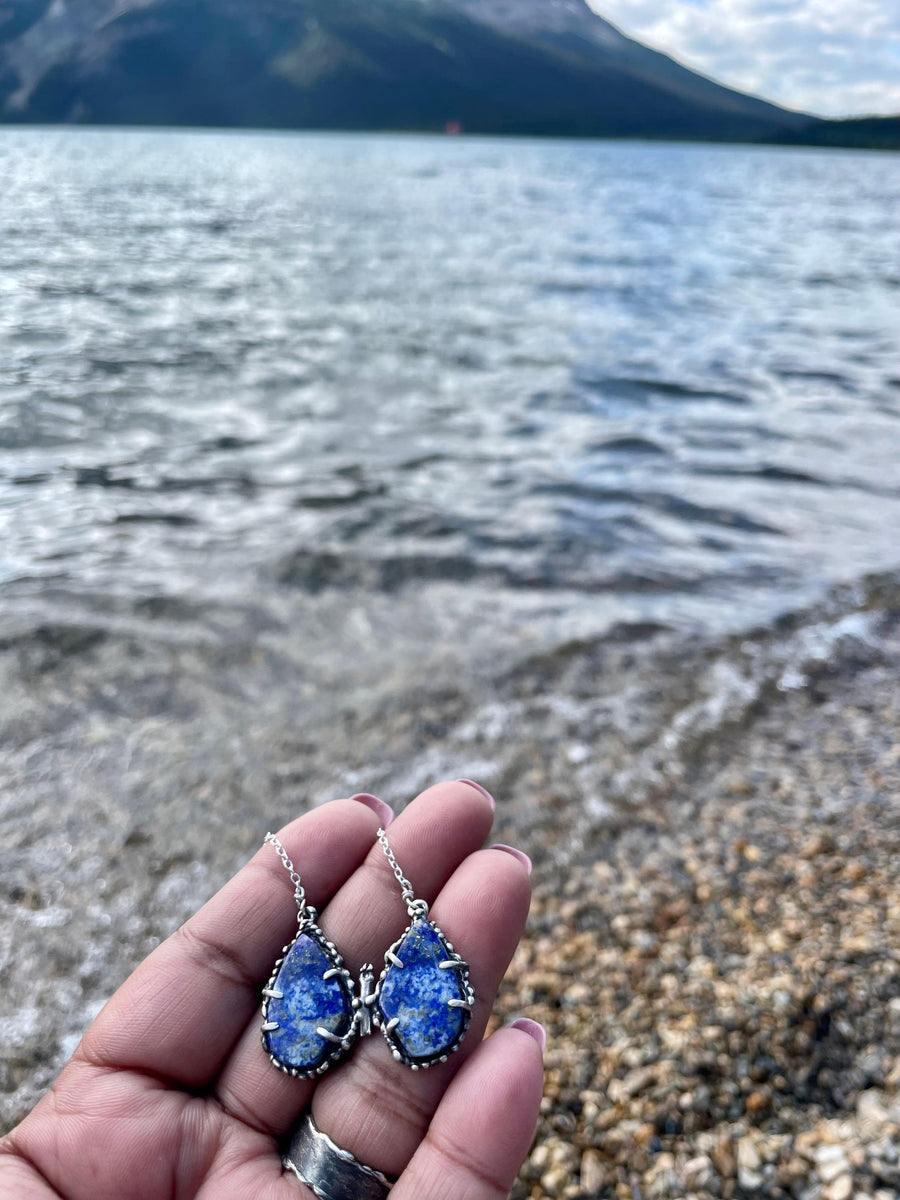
391, 1021, 545, 1200
214, 780, 495, 1137
309, 843, 532, 1177
0, 1152, 59, 1200
77, 797, 384, 1089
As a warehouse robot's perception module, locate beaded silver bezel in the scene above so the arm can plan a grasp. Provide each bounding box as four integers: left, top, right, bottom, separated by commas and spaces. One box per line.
373, 917, 475, 1070
261, 922, 358, 1079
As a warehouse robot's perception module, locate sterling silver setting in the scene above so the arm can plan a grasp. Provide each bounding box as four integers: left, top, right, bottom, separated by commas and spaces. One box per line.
373, 915, 474, 1070
261, 920, 358, 1079
261, 823, 475, 1077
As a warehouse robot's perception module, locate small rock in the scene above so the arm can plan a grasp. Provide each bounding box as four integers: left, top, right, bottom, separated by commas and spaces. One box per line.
633, 1122, 657, 1149
683, 1154, 717, 1190
777, 1156, 810, 1186
738, 1136, 763, 1191
739, 1166, 764, 1192
541, 1165, 569, 1195
823, 1175, 853, 1200
816, 1145, 850, 1185
531, 1144, 550, 1171
711, 1135, 736, 1179
580, 1148, 605, 1194
738, 1137, 762, 1171
857, 1089, 898, 1138
795, 1131, 821, 1160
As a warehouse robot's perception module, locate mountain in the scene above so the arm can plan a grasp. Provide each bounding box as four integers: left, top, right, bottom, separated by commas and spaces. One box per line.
0, 0, 814, 140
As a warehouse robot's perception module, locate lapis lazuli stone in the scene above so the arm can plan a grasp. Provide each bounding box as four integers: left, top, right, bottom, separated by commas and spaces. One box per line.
377, 920, 467, 1063
263, 931, 353, 1072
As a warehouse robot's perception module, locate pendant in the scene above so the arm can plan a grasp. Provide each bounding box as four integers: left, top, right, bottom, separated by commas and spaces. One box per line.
375, 915, 474, 1068
261, 920, 358, 1077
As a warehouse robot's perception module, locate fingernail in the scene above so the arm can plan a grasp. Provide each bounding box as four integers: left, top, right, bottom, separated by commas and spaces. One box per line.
489, 843, 532, 875
510, 1018, 546, 1053
457, 779, 495, 811
350, 793, 394, 827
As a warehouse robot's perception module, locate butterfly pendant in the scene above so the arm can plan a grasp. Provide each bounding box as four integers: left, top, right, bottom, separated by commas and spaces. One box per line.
261, 913, 473, 1077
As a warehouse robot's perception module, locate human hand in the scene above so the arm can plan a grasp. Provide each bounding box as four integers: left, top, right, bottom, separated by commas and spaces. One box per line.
0, 781, 543, 1199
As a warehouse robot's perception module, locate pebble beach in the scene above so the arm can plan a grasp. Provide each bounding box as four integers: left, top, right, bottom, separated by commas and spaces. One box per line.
496, 589, 900, 1200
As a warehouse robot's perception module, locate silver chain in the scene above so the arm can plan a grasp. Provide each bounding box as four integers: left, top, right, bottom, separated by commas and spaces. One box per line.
376, 827, 429, 919
265, 832, 308, 921
266, 828, 427, 923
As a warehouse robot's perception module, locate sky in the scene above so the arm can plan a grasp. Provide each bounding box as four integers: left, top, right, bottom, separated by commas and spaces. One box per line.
587, 0, 900, 117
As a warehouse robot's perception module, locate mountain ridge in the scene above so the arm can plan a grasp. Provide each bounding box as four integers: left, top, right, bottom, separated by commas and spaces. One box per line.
0, 0, 877, 144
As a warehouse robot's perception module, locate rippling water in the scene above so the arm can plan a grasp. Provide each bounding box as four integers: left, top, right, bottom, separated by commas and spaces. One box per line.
2, 128, 900, 672
3, 132, 900, 1124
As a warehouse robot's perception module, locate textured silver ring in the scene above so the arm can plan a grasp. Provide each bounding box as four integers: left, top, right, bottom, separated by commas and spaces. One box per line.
283, 1112, 394, 1200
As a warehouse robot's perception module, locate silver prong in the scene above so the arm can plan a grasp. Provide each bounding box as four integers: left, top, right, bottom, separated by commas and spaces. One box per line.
439, 960, 468, 971
387, 952, 404, 968
316, 1028, 346, 1045
262, 988, 284, 999
322, 968, 341, 980
448, 999, 472, 1011
262, 1021, 280, 1031
386, 1017, 400, 1031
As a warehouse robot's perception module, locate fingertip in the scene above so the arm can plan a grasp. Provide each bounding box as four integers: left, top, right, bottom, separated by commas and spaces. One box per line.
349, 792, 395, 827
508, 1017, 547, 1054
457, 779, 495, 811
489, 843, 532, 875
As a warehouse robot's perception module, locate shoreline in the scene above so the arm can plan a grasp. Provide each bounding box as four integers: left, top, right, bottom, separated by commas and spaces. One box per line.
2, 573, 899, 1191
497, 600, 900, 1198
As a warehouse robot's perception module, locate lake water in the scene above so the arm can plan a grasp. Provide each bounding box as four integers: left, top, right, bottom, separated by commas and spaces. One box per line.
2, 129, 900, 1127
2, 127, 900, 825
3, 129, 899, 655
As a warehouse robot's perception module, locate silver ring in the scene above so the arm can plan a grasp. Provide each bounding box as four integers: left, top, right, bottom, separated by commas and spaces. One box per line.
283, 1112, 394, 1200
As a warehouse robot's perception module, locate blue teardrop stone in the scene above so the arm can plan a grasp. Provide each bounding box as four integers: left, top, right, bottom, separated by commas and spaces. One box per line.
376, 920, 468, 1063
263, 930, 354, 1073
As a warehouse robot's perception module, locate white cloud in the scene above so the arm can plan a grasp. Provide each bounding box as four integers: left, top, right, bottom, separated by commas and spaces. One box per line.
587, 0, 900, 116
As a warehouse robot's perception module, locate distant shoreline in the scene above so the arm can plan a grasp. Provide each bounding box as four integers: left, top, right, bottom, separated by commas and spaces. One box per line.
1, 118, 897, 152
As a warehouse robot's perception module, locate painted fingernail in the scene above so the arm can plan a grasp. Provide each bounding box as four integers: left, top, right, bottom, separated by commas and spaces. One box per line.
489, 843, 532, 875
457, 779, 495, 811
350, 793, 395, 827
510, 1018, 547, 1053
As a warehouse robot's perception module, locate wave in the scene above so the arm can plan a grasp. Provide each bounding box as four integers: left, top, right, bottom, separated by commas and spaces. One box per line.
534, 481, 783, 535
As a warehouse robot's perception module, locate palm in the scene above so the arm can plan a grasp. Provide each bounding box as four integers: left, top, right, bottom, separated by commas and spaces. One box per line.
1, 783, 542, 1200
21, 1072, 292, 1200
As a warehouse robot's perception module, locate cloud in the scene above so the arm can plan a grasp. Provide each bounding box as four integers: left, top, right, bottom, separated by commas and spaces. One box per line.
587, 0, 900, 116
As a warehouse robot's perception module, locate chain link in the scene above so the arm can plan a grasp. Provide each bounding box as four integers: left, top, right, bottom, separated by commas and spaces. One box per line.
265, 832, 307, 919
266, 828, 427, 924
376, 827, 428, 919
